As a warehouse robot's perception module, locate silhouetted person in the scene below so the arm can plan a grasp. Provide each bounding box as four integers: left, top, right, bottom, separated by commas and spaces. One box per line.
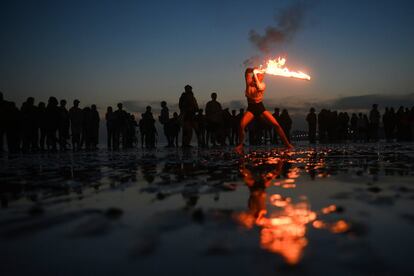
105, 106, 115, 149
158, 101, 170, 147
169, 112, 180, 147
45, 97, 59, 151
126, 113, 138, 148
21, 97, 38, 152
6, 102, 22, 153
396, 106, 404, 141
230, 109, 238, 145
81, 106, 91, 150
195, 109, 206, 147
272, 108, 280, 144
350, 113, 358, 142
38, 102, 47, 151
143, 106, 157, 148
90, 104, 100, 149
138, 114, 145, 148
318, 109, 328, 143
58, 99, 70, 150
369, 104, 380, 142
306, 107, 317, 144
113, 103, 128, 149
0, 92, 5, 153
205, 92, 222, 147
222, 108, 232, 145
179, 85, 199, 148
69, 99, 83, 151
280, 109, 292, 142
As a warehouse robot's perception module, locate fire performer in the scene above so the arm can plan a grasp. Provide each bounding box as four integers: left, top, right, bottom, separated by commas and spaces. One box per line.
235, 68, 293, 154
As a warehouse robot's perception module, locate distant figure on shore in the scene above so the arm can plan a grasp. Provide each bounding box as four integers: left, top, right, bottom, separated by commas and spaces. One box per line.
195, 108, 206, 147
45, 97, 60, 151
169, 112, 180, 147
142, 106, 157, 148
205, 92, 222, 147
369, 104, 380, 142
90, 104, 100, 150
235, 68, 293, 154
21, 97, 38, 152
69, 99, 83, 151
179, 85, 199, 148
113, 103, 128, 149
272, 108, 280, 144
306, 107, 317, 144
280, 109, 292, 143
159, 101, 171, 147
230, 110, 238, 145
106, 106, 114, 149
350, 113, 358, 142
58, 99, 70, 151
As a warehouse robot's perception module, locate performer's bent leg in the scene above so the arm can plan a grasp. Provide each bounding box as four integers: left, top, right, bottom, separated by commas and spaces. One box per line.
236, 111, 254, 152
261, 111, 293, 148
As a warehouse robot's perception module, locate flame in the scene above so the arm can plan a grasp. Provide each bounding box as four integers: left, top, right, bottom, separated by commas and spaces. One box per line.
259, 57, 311, 81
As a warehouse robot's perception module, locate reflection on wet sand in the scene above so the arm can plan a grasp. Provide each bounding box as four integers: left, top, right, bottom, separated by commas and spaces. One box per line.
235, 152, 349, 265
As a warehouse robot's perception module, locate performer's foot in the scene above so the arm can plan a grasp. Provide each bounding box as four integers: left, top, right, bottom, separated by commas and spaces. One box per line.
235, 144, 244, 155
285, 143, 294, 150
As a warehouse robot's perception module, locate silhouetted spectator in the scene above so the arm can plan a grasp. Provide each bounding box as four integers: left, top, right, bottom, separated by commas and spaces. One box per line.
6, 102, 22, 153
113, 103, 128, 149
158, 101, 170, 147
90, 104, 100, 150
58, 99, 70, 150
272, 108, 280, 144
69, 99, 83, 151
306, 107, 317, 144
318, 109, 328, 143
138, 114, 145, 148
0, 92, 6, 153
280, 109, 292, 142
21, 97, 38, 152
45, 97, 60, 151
236, 108, 244, 145
126, 114, 138, 148
396, 106, 404, 141
338, 112, 349, 141
230, 110, 238, 146
142, 106, 157, 148
350, 113, 358, 142
205, 92, 222, 147
369, 104, 380, 142
81, 106, 91, 150
38, 102, 47, 151
169, 112, 180, 147
222, 108, 232, 145
195, 109, 206, 147
105, 106, 115, 149
179, 85, 199, 148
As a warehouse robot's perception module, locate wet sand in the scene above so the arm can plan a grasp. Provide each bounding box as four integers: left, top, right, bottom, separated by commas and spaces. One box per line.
1, 143, 414, 275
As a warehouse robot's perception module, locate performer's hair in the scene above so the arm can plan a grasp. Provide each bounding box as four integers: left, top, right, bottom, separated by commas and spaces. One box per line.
245, 68, 254, 75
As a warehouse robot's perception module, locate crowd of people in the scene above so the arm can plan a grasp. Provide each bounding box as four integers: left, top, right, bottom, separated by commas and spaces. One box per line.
305, 104, 414, 143
1, 89, 414, 153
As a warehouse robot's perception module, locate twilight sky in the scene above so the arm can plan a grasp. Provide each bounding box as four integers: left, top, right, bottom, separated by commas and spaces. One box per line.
1, 0, 414, 115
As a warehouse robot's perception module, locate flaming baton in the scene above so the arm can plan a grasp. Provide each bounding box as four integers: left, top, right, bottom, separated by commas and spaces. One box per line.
256, 57, 311, 81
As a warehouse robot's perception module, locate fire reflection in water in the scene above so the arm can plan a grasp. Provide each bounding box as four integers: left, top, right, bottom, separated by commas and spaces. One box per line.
235, 154, 349, 266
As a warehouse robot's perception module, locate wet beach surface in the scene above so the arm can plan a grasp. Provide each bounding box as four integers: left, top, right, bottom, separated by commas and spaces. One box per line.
1, 143, 414, 275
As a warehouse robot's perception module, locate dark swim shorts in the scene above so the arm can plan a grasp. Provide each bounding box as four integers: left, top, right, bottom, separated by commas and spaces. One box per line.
247, 101, 266, 117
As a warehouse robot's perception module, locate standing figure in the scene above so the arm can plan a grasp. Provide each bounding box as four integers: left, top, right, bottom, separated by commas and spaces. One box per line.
179, 85, 199, 148
105, 106, 115, 149
69, 99, 83, 151
205, 92, 222, 147
58, 99, 70, 151
280, 109, 292, 143
306, 108, 317, 144
235, 68, 293, 154
90, 104, 100, 150
158, 101, 171, 147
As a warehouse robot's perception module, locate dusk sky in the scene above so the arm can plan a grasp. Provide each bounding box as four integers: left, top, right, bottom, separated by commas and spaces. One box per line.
1, 0, 414, 115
